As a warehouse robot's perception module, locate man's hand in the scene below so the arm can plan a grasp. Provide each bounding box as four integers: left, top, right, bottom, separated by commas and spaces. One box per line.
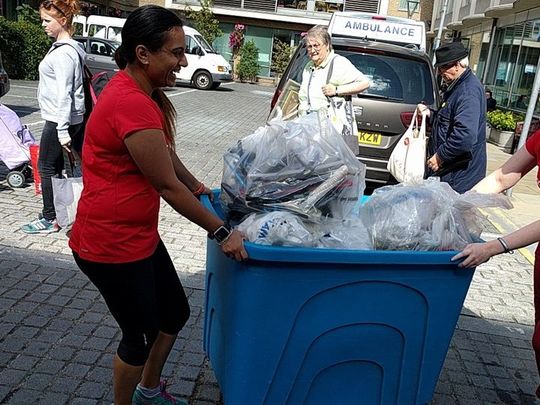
427, 153, 442, 172
416, 103, 430, 117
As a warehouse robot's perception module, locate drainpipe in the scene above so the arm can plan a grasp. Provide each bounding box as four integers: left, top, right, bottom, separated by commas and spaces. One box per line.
432, 0, 449, 64
481, 19, 497, 84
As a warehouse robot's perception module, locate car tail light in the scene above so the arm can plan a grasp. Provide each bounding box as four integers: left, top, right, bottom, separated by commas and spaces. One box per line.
270, 88, 282, 110
400, 111, 432, 131
400, 111, 416, 128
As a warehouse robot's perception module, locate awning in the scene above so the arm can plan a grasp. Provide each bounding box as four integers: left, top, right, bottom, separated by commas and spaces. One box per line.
484, 3, 514, 18
460, 14, 492, 29
513, 0, 539, 13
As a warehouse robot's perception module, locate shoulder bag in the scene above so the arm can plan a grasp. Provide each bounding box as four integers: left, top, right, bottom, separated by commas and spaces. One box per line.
326, 56, 359, 155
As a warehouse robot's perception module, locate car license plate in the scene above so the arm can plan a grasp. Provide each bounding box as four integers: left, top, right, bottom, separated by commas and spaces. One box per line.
358, 131, 382, 146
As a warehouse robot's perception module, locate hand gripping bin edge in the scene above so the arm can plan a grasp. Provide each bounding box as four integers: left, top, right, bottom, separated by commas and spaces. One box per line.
201, 192, 475, 405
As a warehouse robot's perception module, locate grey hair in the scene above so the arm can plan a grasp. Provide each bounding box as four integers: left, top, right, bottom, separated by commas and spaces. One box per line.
458, 57, 469, 68
306, 25, 332, 50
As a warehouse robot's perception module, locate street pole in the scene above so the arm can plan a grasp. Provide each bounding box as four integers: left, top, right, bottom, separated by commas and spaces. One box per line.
432, 0, 449, 64
481, 20, 497, 83
505, 54, 540, 197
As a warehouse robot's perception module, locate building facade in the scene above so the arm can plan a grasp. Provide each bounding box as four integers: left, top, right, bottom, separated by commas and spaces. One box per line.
1, 0, 432, 78
431, 0, 539, 116
167, 0, 432, 77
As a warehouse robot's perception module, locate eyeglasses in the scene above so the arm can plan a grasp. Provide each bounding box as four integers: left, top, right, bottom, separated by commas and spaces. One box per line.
306, 43, 323, 51
41, 0, 66, 16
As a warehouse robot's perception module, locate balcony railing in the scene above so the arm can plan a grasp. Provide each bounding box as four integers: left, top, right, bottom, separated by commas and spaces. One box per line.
206, 0, 377, 14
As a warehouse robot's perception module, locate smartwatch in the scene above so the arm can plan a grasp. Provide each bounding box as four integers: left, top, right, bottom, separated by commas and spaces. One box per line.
209, 225, 232, 245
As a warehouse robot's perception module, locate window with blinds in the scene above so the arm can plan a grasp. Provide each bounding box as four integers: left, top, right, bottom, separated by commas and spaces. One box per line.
343, 0, 378, 13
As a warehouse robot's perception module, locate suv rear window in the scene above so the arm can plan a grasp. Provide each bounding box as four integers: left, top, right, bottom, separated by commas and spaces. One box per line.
285, 46, 434, 105
340, 50, 434, 104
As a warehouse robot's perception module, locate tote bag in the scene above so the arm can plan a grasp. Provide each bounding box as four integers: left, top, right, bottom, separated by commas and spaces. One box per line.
326, 57, 359, 155
52, 176, 83, 229
387, 110, 427, 184
52, 150, 83, 230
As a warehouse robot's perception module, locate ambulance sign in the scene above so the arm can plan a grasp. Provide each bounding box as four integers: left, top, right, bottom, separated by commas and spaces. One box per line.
330, 14, 425, 49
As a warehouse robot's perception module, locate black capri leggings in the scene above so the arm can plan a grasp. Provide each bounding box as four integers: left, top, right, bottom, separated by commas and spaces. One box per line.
73, 240, 190, 366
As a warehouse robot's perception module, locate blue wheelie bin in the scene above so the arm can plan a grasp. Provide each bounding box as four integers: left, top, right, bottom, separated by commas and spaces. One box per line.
201, 193, 475, 405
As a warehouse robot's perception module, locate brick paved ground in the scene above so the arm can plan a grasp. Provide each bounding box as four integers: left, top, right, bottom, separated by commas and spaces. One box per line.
0, 81, 539, 404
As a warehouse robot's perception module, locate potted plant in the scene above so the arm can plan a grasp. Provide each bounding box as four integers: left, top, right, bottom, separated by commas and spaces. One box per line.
487, 110, 519, 152
228, 23, 245, 80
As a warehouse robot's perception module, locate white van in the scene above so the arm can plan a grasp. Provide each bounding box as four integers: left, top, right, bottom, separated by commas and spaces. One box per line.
73, 15, 124, 42
74, 18, 232, 90
176, 26, 232, 90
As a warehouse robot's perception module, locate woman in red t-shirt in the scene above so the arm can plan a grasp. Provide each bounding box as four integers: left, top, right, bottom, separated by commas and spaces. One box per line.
69, 5, 247, 405
453, 129, 540, 397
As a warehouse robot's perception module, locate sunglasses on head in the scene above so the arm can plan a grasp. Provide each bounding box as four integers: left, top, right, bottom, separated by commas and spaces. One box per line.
41, 0, 66, 16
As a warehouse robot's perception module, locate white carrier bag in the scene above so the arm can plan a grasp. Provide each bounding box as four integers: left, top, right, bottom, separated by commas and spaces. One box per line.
387, 110, 427, 184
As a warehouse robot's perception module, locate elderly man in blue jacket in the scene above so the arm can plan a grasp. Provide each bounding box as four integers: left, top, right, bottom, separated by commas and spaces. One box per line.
418, 41, 487, 193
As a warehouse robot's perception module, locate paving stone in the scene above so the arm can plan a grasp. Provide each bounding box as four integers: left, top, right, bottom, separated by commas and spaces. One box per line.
77, 381, 108, 399
34, 359, 65, 375
9, 354, 40, 371
23, 372, 55, 391
72, 349, 101, 365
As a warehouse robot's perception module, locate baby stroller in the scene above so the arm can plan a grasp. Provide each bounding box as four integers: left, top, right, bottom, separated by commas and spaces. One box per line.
0, 104, 35, 188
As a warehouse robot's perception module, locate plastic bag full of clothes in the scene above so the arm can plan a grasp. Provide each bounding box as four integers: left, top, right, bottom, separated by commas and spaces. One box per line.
236, 211, 373, 250
360, 179, 513, 251
220, 111, 366, 222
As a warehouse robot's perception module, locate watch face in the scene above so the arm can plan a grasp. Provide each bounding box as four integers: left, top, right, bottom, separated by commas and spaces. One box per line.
214, 226, 231, 243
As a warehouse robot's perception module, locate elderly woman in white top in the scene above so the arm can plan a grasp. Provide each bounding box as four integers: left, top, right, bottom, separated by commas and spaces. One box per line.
298, 25, 370, 116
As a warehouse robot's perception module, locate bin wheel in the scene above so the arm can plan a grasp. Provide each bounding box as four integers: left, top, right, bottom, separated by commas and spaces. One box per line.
193, 71, 213, 90
7, 171, 26, 188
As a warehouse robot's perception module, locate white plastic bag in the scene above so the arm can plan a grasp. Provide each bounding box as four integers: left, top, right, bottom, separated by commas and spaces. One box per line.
237, 211, 314, 247
52, 176, 83, 229
387, 110, 427, 184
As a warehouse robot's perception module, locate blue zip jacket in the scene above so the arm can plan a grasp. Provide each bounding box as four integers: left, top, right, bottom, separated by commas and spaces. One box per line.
427, 68, 487, 193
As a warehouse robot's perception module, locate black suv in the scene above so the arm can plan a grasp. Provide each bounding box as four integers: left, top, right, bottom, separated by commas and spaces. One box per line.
271, 36, 439, 189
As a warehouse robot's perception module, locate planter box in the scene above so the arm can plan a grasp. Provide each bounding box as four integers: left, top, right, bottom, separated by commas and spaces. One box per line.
489, 129, 514, 153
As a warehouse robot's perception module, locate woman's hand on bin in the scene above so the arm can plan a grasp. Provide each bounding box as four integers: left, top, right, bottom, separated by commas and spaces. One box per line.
199, 185, 214, 201
221, 229, 248, 261
452, 240, 501, 268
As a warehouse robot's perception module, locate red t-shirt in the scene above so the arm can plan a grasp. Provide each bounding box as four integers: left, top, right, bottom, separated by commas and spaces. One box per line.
69, 71, 165, 263
526, 129, 540, 189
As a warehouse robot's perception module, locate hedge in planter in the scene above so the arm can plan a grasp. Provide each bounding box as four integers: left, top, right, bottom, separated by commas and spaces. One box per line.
486, 109, 523, 132
0, 17, 50, 80
486, 110, 523, 152
237, 40, 260, 83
